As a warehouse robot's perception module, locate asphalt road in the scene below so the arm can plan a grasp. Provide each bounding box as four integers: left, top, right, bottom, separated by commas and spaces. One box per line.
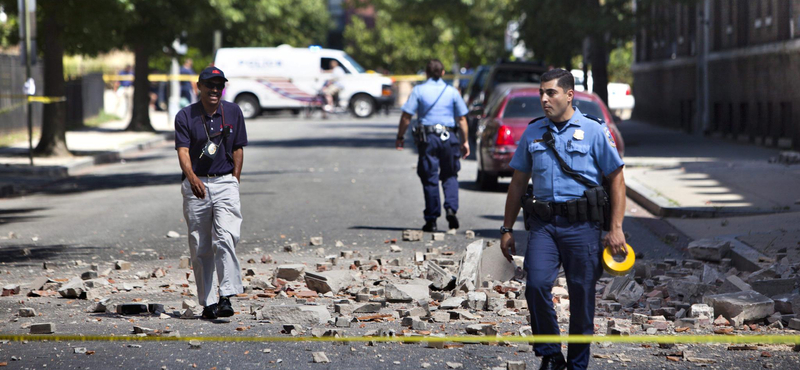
3, 113, 792, 370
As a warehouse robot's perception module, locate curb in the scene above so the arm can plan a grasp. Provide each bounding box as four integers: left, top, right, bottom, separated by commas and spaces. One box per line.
0, 131, 173, 198
625, 175, 786, 218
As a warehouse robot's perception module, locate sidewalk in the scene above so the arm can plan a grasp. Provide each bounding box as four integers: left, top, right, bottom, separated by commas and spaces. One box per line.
0, 110, 173, 197
619, 120, 800, 270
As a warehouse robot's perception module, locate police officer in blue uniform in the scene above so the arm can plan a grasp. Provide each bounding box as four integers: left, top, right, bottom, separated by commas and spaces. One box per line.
396, 59, 470, 232
499, 69, 627, 370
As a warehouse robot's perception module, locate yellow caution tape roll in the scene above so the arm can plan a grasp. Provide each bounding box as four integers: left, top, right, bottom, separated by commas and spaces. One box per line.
602, 243, 635, 276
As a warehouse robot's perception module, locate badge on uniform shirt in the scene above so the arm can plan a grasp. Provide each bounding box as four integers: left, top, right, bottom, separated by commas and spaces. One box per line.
603, 127, 616, 148
573, 129, 585, 141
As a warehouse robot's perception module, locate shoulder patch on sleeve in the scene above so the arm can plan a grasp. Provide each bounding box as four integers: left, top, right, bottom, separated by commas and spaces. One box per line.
528, 116, 546, 125
603, 126, 617, 148
583, 114, 605, 124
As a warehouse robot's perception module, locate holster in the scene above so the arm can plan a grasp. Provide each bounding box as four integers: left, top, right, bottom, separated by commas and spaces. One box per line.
411, 125, 427, 146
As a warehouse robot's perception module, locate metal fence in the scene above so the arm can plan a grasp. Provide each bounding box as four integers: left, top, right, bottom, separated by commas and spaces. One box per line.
0, 53, 43, 138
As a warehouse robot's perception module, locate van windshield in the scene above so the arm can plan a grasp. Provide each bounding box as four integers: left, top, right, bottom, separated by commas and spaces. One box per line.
343, 54, 366, 73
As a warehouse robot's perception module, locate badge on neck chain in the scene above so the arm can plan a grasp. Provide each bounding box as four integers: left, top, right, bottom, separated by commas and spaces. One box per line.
200, 141, 218, 159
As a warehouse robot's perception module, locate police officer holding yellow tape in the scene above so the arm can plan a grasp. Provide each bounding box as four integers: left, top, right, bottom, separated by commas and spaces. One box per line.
396, 60, 469, 232
500, 69, 627, 370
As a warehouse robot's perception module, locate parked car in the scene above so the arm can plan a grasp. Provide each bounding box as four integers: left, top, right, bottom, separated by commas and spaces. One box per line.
570, 69, 635, 114
462, 61, 548, 142
214, 45, 394, 119
475, 84, 625, 190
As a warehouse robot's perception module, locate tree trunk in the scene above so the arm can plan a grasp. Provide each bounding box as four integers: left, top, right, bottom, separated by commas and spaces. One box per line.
34, 0, 70, 157
125, 44, 155, 132
590, 32, 609, 107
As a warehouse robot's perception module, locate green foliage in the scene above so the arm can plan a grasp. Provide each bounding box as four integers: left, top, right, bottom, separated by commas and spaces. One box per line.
344, 0, 515, 74
608, 41, 633, 86
209, 0, 331, 48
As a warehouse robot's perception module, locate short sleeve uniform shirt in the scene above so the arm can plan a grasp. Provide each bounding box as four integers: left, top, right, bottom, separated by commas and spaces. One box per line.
509, 107, 624, 202
401, 78, 469, 127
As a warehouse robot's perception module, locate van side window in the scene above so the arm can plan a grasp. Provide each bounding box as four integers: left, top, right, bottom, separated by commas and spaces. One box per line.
321, 58, 350, 74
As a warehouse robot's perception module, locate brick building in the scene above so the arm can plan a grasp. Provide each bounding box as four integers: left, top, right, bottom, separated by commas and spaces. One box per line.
632, 0, 800, 149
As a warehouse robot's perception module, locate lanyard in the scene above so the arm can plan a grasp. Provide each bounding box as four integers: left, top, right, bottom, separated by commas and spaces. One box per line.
200, 103, 226, 141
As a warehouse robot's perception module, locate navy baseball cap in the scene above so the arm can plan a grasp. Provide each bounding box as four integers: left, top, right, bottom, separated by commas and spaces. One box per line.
198, 66, 228, 81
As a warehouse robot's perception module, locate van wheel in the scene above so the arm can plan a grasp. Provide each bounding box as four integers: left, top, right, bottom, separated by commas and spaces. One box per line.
476, 167, 497, 191
235, 94, 261, 119
350, 95, 375, 118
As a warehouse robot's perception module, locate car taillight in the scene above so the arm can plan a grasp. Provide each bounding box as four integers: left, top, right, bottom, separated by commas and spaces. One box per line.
382, 85, 392, 96
625, 87, 631, 96
495, 125, 514, 147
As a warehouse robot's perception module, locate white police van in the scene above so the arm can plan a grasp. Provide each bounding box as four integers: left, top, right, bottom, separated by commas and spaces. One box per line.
214, 45, 393, 119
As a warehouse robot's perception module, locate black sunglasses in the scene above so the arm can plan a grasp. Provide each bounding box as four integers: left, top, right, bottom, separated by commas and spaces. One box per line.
201, 81, 225, 90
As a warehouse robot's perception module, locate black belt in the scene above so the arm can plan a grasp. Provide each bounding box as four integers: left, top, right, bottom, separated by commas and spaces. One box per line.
422, 125, 458, 133
198, 172, 232, 178
549, 202, 569, 217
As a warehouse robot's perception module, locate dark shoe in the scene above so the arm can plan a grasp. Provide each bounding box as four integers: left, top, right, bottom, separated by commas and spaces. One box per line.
445, 208, 459, 230
217, 296, 234, 317
422, 220, 437, 232
201, 304, 218, 320
538, 353, 567, 370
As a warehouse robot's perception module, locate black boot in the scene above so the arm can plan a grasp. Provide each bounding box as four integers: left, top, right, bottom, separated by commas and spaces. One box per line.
217, 296, 234, 317
422, 220, 437, 232
538, 353, 567, 370
201, 304, 218, 320
445, 208, 459, 230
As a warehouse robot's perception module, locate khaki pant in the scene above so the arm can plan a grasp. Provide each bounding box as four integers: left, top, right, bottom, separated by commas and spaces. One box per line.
181, 174, 243, 306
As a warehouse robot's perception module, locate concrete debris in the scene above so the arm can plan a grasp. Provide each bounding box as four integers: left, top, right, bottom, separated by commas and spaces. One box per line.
384, 282, 430, 302
80, 271, 98, 280
446, 362, 463, 369
304, 270, 355, 294
275, 264, 305, 281
403, 229, 423, 242
456, 240, 484, 290
166, 230, 180, 238
602, 276, 643, 307
772, 293, 800, 314
116, 303, 149, 315
258, 304, 331, 325
311, 352, 330, 363
719, 275, 753, 293
179, 256, 191, 269
751, 278, 795, 298
465, 323, 497, 336
426, 262, 456, 290
703, 290, 775, 323
114, 260, 131, 270
432, 233, 445, 241
19, 308, 36, 317
309, 236, 323, 246
58, 278, 87, 299
30, 323, 55, 334
687, 239, 731, 262
507, 361, 526, 370
789, 318, 800, 330
353, 303, 382, 314
465, 230, 475, 239
284, 243, 300, 252
479, 242, 516, 285
2, 284, 20, 296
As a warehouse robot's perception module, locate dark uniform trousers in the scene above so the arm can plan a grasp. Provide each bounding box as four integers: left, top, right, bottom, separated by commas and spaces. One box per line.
417, 132, 461, 221
524, 215, 603, 370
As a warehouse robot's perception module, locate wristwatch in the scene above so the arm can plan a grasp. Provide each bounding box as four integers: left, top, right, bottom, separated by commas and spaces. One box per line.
499, 226, 513, 234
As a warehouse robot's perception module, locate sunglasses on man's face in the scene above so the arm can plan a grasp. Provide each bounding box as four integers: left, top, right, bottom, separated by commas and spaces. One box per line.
201, 81, 225, 90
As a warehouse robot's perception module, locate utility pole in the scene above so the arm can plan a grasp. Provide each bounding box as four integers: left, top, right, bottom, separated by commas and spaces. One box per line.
21, 0, 35, 166
696, 0, 710, 135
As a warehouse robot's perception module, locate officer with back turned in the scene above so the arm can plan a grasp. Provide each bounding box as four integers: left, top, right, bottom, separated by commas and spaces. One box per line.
499, 69, 627, 370
396, 59, 469, 232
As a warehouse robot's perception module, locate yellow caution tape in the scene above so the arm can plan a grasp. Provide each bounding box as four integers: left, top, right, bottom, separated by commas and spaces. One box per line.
0, 94, 66, 105
103, 74, 198, 82
1, 334, 798, 345
602, 244, 635, 276
389, 74, 460, 82
27, 96, 67, 103
0, 100, 28, 115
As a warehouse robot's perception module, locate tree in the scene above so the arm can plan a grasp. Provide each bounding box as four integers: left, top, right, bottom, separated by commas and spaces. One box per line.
343, 0, 516, 74
209, 0, 330, 48
0, 0, 124, 156
516, 0, 637, 105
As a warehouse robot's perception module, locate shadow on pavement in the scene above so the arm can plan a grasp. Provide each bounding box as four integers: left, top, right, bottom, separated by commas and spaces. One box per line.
35, 172, 179, 195
0, 207, 48, 225
0, 244, 111, 264
248, 136, 394, 149
349, 226, 415, 232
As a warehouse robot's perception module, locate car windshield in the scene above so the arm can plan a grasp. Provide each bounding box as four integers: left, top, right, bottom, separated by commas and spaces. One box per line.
342, 54, 366, 73
491, 68, 542, 89
573, 99, 605, 120
503, 96, 545, 118
502, 96, 604, 120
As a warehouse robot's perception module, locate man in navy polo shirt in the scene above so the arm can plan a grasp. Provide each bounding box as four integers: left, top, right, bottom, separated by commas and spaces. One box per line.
175, 66, 248, 320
